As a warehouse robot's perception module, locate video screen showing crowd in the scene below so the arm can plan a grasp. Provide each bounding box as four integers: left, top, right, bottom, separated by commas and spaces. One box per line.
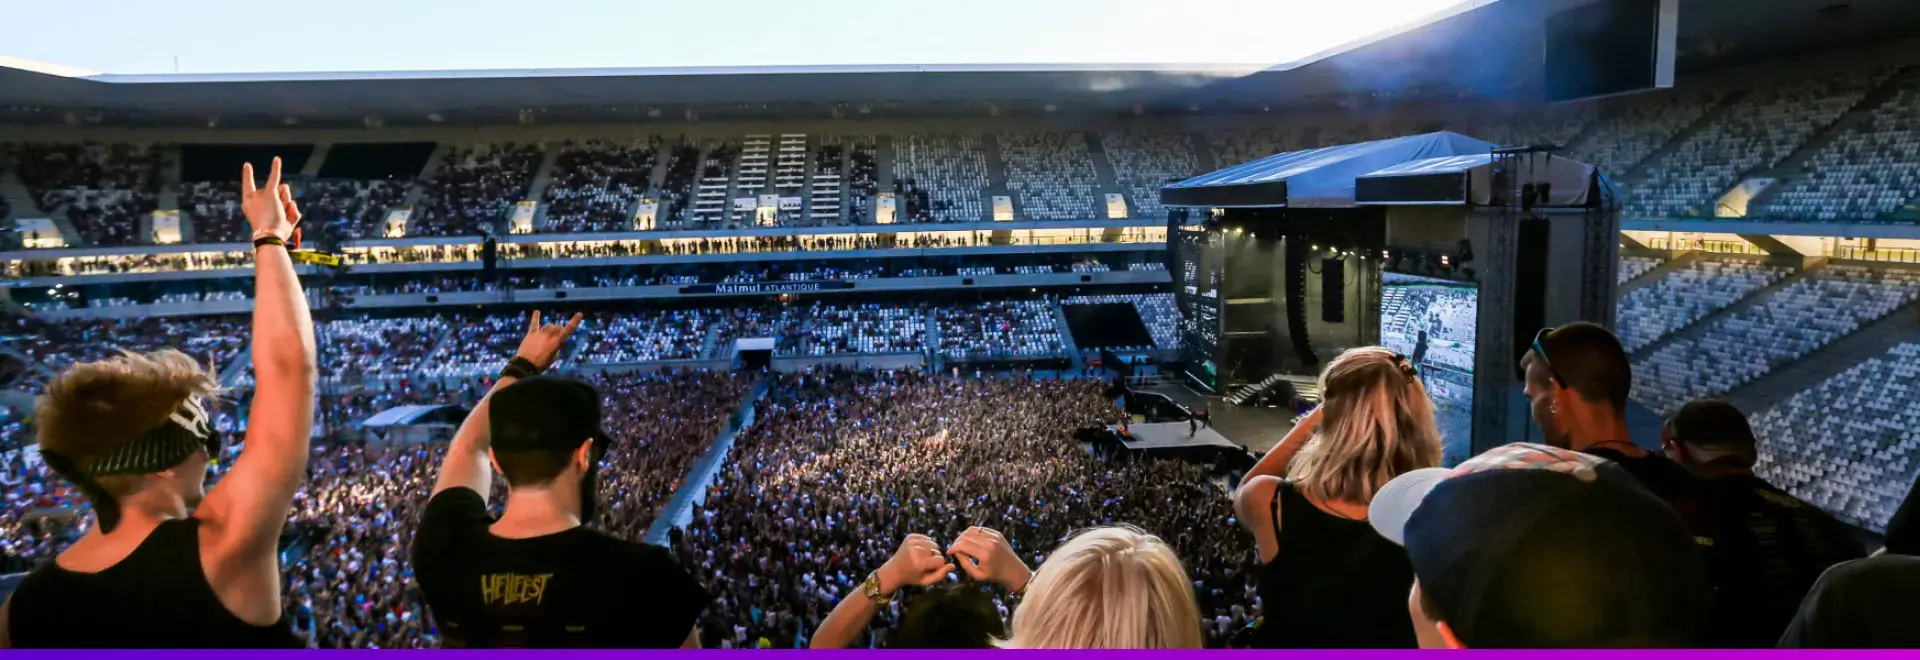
1378, 273, 1478, 467
4, 161, 1920, 650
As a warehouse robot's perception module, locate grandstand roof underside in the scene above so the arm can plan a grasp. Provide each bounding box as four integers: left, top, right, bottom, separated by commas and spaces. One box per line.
3, 0, 1918, 127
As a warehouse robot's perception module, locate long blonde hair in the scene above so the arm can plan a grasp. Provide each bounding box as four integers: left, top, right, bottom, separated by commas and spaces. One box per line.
1287, 346, 1442, 505
1000, 525, 1204, 649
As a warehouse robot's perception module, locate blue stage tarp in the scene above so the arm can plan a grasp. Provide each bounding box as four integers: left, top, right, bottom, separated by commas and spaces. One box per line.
1160, 131, 1498, 209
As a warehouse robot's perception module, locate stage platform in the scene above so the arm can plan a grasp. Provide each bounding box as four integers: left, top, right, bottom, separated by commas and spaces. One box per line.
1139, 383, 1305, 453
1108, 423, 1243, 451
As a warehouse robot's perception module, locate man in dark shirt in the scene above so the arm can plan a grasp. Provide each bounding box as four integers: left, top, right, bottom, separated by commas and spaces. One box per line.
1520, 322, 1711, 535
1661, 398, 1865, 647
1778, 555, 1920, 648
412, 312, 708, 648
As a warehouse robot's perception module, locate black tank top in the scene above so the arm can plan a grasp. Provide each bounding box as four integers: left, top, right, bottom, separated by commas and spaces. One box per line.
6, 518, 300, 648
1254, 480, 1418, 649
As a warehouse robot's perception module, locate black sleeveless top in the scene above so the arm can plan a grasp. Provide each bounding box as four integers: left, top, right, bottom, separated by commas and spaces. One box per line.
1253, 480, 1419, 649
6, 518, 300, 649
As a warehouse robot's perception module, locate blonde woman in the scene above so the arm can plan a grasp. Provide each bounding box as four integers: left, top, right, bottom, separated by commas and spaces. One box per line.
1231, 347, 1443, 648
810, 525, 1204, 649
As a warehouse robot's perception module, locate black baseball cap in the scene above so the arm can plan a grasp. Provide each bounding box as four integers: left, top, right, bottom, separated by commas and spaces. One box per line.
489, 376, 611, 453
1369, 443, 1712, 648
1665, 398, 1755, 449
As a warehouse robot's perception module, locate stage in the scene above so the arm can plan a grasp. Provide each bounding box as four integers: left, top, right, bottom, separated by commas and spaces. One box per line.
1106, 422, 1242, 451
1138, 382, 1306, 453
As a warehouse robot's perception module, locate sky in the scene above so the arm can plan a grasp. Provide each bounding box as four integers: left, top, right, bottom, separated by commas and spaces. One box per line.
2, 0, 1474, 75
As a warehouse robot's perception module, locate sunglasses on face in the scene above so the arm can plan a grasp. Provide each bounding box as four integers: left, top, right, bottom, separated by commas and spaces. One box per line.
1531, 326, 1566, 386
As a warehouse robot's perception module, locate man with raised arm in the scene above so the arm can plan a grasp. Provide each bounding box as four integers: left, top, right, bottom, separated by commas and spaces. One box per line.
412, 312, 710, 648
2, 158, 318, 648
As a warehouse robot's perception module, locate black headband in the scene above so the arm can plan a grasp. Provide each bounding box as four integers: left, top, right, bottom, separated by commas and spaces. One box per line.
41, 403, 217, 533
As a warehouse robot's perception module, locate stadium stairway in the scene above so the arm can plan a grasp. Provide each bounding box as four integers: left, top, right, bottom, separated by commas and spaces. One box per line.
1746, 65, 1920, 215
1051, 304, 1086, 371
981, 133, 1014, 210
219, 345, 251, 388
646, 376, 767, 546
1723, 301, 1920, 414
1621, 90, 1751, 187
300, 143, 331, 177
1618, 251, 1706, 295
1629, 258, 1818, 361
874, 135, 898, 194
156, 145, 184, 215
925, 307, 944, 373
0, 151, 36, 226
700, 323, 720, 359
526, 143, 562, 202
1084, 133, 1123, 203
400, 142, 455, 214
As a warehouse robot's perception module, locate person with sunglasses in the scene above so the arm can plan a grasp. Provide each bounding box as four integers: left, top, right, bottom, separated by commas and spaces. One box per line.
1520, 322, 1698, 506
3, 158, 316, 648
412, 311, 710, 648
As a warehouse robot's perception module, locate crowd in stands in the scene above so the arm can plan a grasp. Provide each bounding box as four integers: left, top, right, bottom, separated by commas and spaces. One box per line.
679, 372, 1254, 648
4, 250, 254, 279
6, 315, 247, 393
413, 143, 543, 236
277, 370, 747, 648
709, 304, 928, 358
13, 143, 161, 247
577, 310, 711, 364
936, 300, 1065, 360
298, 179, 409, 242
541, 139, 658, 233
893, 134, 989, 223
180, 181, 248, 243
317, 317, 450, 383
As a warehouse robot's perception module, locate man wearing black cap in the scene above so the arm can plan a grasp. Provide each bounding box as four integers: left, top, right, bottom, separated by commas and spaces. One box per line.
1368, 443, 1713, 648
412, 312, 710, 648
1662, 398, 1864, 647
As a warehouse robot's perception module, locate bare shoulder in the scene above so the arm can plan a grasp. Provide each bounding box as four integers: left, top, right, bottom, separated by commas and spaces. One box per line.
1233, 475, 1285, 522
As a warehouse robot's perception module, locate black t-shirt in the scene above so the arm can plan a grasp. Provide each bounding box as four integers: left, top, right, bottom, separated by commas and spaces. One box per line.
411, 488, 710, 648
1696, 475, 1865, 648
1778, 555, 1920, 648
1881, 473, 1920, 555
1583, 447, 1714, 541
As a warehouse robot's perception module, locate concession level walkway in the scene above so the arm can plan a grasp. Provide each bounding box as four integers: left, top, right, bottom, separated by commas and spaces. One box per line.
645, 375, 769, 546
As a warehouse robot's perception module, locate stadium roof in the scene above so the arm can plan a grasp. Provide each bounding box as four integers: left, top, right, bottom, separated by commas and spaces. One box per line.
4, 0, 1918, 127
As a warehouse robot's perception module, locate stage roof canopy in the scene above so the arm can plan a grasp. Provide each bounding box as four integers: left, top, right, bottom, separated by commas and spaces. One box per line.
1355, 151, 1597, 207
1160, 131, 1496, 209
1160, 131, 1598, 209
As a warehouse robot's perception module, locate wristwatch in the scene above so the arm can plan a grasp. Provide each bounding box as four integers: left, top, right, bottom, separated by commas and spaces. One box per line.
860, 570, 895, 605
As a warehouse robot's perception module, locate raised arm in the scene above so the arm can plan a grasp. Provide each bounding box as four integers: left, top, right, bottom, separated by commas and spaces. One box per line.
812, 535, 954, 649
1232, 406, 1320, 554
199, 157, 317, 560
1239, 406, 1320, 485
430, 311, 582, 499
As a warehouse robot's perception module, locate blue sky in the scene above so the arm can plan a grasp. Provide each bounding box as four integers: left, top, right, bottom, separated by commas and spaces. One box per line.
4, 0, 1472, 74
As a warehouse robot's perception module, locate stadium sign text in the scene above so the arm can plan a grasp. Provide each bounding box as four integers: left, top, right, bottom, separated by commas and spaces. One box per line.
680, 280, 856, 295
